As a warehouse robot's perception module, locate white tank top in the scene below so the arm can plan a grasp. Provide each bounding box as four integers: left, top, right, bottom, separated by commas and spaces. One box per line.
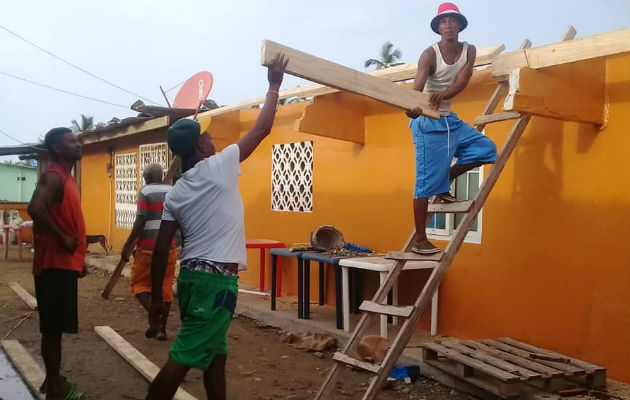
423, 42, 468, 115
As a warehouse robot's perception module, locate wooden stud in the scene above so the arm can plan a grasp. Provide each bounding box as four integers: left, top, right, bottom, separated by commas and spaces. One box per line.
8, 282, 37, 310
94, 326, 197, 400
261, 40, 439, 118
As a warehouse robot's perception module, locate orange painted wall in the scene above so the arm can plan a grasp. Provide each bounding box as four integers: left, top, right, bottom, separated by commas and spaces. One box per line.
79, 54, 630, 381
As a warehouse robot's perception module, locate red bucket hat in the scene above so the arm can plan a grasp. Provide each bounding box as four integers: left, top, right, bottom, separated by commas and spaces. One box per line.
431, 2, 468, 34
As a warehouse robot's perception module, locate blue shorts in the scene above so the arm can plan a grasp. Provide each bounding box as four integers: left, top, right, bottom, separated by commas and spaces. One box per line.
411, 112, 497, 198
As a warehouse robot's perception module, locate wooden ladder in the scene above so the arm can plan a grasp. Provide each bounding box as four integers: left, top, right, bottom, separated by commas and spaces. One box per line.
314, 38, 543, 400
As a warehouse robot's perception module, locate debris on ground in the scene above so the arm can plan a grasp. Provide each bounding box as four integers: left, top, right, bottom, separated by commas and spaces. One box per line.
281, 331, 337, 352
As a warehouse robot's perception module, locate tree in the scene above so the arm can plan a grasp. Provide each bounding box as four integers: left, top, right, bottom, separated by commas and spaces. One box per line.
364, 41, 404, 70
70, 114, 94, 133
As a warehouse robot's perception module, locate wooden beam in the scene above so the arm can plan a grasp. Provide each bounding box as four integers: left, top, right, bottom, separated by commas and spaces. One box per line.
8, 282, 37, 310
492, 28, 630, 77
294, 91, 366, 144
94, 326, 197, 400
1, 340, 45, 400
503, 60, 606, 125
81, 116, 170, 145
194, 43, 504, 123
261, 40, 440, 118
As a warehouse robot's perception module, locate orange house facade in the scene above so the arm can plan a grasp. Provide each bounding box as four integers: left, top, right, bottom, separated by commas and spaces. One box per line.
78, 41, 629, 381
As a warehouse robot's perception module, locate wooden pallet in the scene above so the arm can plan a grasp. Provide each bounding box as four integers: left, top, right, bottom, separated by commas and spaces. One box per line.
420, 338, 606, 399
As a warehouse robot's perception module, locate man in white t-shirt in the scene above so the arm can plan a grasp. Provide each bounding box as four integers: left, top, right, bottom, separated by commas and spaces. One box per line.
145, 54, 288, 400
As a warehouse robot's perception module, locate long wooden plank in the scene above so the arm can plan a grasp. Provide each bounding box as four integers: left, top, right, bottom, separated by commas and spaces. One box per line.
497, 338, 606, 374
333, 352, 381, 373
463, 341, 564, 378
492, 28, 630, 77
101, 259, 128, 299
359, 301, 414, 318
423, 342, 520, 382
428, 200, 473, 213
8, 282, 38, 310
441, 341, 543, 380
1, 340, 45, 400
94, 326, 197, 400
480, 339, 585, 376
261, 40, 440, 118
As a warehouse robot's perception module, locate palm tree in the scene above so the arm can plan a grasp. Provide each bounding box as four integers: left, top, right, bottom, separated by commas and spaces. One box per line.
364, 41, 404, 70
70, 114, 94, 133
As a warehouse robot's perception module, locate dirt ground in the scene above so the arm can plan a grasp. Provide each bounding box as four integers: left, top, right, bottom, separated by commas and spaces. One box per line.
0, 251, 473, 400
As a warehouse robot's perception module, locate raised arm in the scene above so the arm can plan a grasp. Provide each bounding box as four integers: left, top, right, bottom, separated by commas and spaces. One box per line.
236, 54, 288, 162
406, 48, 436, 119
27, 172, 77, 253
429, 45, 476, 109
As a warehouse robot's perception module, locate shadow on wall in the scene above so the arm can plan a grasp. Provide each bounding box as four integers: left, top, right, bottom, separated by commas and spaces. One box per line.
512, 117, 564, 204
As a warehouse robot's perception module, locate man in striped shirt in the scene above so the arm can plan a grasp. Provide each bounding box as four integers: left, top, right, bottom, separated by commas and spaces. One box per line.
121, 162, 177, 340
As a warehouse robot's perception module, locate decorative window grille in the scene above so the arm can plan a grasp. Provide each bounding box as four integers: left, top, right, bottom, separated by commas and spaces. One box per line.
114, 153, 137, 229
139, 143, 169, 174
271, 141, 313, 212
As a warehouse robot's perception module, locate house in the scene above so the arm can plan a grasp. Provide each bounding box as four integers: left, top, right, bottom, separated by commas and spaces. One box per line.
0, 162, 37, 202
76, 28, 630, 381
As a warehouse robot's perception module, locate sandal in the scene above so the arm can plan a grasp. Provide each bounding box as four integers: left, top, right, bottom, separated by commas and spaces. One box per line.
436, 192, 461, 203
45, 381, 93, 400
410, 242, 443, 255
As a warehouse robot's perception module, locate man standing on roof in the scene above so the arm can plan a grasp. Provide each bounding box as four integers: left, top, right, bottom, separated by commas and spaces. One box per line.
120, 160, 180, 340
144, 53, 288, 400
406, 2, 497, 255
28, 127, 91, 400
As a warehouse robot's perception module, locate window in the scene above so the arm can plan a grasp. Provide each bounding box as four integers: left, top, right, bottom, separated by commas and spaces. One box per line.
427, 165, 483, 244
271, 141, 313, 212
114, 153, 137, 229
139, 143, 169, 175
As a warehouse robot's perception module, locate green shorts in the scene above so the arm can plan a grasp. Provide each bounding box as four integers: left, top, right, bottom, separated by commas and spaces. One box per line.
169, 269, 238, 370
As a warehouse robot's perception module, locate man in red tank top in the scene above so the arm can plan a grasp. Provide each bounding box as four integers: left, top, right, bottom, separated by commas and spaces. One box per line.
28, 127, 90, 399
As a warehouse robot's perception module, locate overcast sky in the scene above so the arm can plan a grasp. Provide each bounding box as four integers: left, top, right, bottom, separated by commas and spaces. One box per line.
1, 0, 628, 154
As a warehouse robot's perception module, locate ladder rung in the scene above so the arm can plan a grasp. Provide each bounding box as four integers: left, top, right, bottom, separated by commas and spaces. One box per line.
359, 301, 414, 317
428, 200, 473, 213
385, 251, 443, 262
333, 352, 381, 373
474, 112, 521, 125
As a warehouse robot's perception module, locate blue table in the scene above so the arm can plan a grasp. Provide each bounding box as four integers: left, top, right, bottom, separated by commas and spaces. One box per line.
300, 252, 349, 329
270, 248, 304, 316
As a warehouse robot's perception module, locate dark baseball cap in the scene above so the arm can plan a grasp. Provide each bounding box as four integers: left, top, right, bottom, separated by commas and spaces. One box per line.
167, 119, 201, 157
